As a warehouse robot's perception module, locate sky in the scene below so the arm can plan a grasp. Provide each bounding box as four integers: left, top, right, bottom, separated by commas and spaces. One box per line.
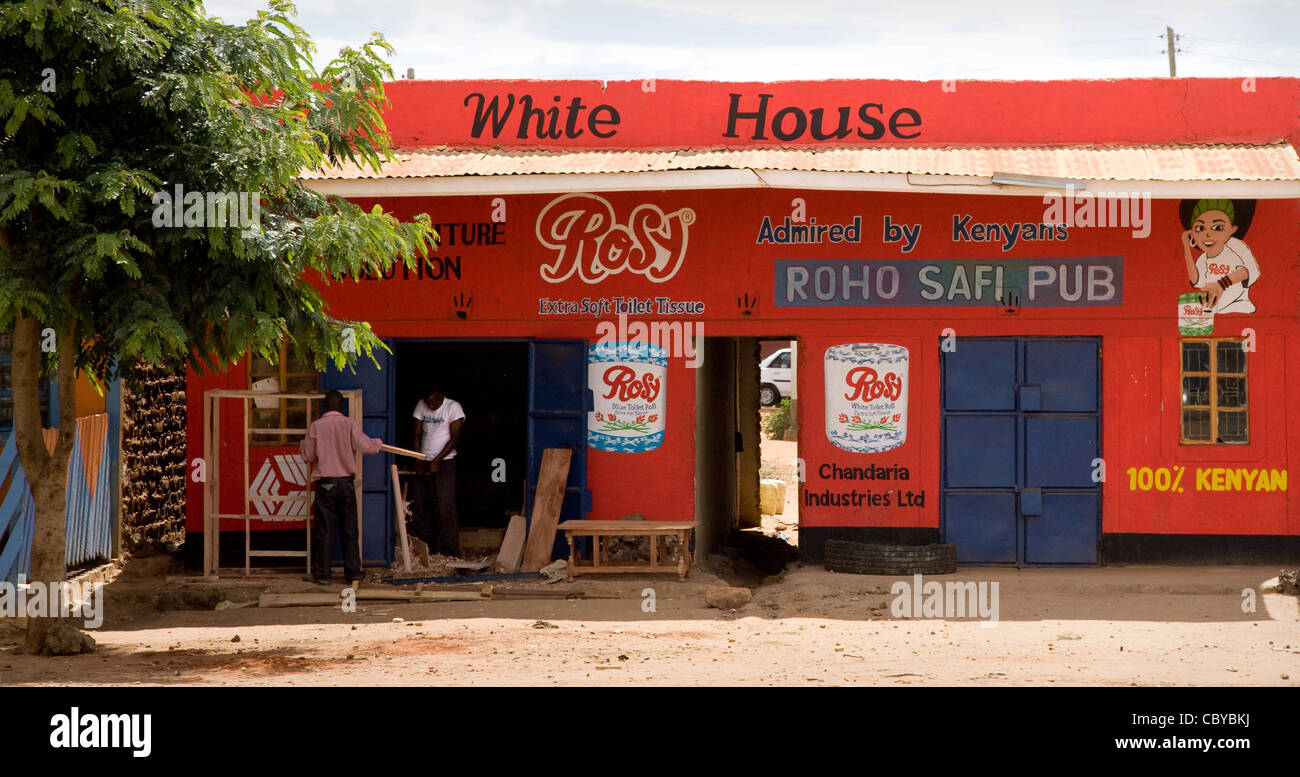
200, 0, 1300, 81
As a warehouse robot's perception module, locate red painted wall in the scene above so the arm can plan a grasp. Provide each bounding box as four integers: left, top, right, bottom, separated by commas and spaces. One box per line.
381, 78, 1300, 151
186, 187, 1298, 537
185, 359, 307, 533
183, 78, 1300, 540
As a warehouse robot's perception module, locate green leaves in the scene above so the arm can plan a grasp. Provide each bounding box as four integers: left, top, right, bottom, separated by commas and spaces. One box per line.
0, 171, 81, 222
67, 229, 151, 280
0, 0, 437, 381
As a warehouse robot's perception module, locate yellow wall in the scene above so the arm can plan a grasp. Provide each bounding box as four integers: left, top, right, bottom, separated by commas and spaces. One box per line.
74, 374, 106, 417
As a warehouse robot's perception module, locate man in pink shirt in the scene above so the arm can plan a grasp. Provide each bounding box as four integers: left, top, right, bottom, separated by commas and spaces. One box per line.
299, 390, 383, 585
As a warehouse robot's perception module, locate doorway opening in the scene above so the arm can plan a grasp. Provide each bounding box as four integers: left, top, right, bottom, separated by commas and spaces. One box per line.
393, 340, 529, 539
694, 336, 801, 586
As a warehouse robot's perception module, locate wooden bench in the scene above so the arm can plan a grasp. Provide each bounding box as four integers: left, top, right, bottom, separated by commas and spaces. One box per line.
557, 520, 697, 582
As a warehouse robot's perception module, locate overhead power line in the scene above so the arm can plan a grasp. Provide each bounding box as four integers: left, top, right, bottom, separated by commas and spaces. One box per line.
1181, 50, 1300, 70
1181, 35, 1300, 58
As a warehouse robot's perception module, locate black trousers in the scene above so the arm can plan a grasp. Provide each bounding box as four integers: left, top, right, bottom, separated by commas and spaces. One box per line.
410, 459, 459, 556
311, 476, 362, 582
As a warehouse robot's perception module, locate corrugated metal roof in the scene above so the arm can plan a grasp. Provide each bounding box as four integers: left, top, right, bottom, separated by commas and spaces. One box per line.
301, 144, 1300, 182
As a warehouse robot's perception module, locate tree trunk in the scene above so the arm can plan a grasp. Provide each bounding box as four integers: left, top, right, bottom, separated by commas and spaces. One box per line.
12, 315, 78, 654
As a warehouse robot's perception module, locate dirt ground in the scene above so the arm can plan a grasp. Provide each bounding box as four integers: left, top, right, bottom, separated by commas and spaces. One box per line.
2, 564, 1297, 686
758, 412, 800, 544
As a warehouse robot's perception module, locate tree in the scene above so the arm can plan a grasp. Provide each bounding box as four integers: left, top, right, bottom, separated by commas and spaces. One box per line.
0, 0, 437, 653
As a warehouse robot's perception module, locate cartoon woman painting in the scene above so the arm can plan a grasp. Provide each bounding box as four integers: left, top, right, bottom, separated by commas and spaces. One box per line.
1180, 198, 1260, 315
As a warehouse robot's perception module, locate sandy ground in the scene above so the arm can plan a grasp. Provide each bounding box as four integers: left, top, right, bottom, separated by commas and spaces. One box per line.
2, 564, 1297, 686
3, 416, 1294, 686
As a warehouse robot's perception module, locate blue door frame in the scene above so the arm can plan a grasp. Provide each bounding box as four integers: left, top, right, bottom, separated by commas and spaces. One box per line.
322, 342, 396, 565
941, 337, 1101, 567
527, 339, 594, 562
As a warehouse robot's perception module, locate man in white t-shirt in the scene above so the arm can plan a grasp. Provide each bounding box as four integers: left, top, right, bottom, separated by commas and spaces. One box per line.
410, 382, 465, 555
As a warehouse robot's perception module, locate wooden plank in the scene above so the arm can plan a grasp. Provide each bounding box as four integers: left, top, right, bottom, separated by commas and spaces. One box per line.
212, 396, 222, 576
387, 571, 542, 585
205, 390, 331, 399
405, 590, 486, 602
243, 396, 251, 577
495, 514, 527, 573
520, 448, 572, 572
352, 588, 485, 601
305, 395, 312, 578
380, 443, 427, 460
348, 389, 363, 564
202, 394, 213, 577
208, 394, 225, 577
305, 445, 313, 578
391, 464, 412, 572
558, 520, 698, 531
258, 590, 483, 608
568, 565, 677, 575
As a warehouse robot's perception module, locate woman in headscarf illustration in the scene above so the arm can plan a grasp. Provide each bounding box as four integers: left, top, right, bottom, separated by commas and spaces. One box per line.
1180, 198, 1259, 315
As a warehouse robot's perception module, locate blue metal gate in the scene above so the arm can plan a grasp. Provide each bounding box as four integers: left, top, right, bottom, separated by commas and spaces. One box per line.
526, 340, 592, 562
322, 342, 395, 565
0, 413, 117, 583
941, 337, 1100, 566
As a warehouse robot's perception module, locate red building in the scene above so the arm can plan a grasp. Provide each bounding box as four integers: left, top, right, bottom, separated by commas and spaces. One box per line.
186, 77, 1300, 569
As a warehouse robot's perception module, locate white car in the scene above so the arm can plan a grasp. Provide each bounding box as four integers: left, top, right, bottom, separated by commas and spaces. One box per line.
759, 347, 792, 406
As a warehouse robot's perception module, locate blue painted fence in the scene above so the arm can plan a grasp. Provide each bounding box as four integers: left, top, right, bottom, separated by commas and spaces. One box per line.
0, 434, 36, 585
0, 414, 115, 584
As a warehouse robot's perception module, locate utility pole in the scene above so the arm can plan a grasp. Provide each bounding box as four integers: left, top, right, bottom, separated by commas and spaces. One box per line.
1166, 26, 1177, 77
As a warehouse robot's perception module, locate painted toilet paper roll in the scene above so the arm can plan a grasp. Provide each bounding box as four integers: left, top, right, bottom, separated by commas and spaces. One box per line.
588, 341, 666, 453
1177, 292, 1214, 336
825, 343, 908, 453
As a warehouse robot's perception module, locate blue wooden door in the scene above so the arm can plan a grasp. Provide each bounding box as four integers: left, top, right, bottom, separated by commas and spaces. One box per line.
942, 337, 1099, 565
322, 342, 395, 565
526, 340, 592, 562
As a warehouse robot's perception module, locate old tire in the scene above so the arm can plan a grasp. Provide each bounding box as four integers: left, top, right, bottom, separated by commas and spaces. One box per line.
759, 383, 780, 407
823, 539, 958, 575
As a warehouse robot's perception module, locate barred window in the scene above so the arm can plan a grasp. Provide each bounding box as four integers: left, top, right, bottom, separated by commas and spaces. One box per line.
248, 340, 319, 446
1180, 338, 1248, 445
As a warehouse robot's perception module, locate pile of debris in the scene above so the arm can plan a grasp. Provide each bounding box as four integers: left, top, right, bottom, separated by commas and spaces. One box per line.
389, 538, 462, 577
384, 536, 500, 581
603, 513, 682, 563
603, 535, 683, 563
1278, 569, 1300, 596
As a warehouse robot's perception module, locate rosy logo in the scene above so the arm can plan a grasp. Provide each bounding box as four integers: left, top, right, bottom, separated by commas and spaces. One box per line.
536, 193, 695, 284
844, 366, 903, 402
601, 365, 661, 402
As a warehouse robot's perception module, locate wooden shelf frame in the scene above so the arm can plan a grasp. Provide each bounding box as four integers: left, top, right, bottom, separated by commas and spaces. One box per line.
202, 389, 364, 578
